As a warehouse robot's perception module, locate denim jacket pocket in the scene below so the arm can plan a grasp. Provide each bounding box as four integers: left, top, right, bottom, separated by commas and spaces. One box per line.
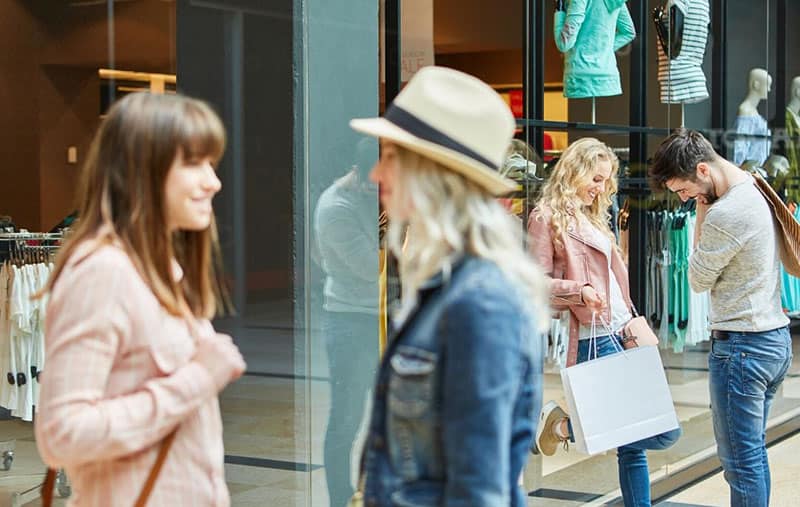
388, 346, 437, 418
386, 346, 441, 481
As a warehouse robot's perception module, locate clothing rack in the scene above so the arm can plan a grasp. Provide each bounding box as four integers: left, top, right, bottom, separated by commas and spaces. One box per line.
543, 146, 631, 157
1, 231, 63, 498
0, 232, 63, 264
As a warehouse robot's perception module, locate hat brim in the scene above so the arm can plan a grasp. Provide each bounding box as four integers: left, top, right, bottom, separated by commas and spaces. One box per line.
349, 117, 519, 196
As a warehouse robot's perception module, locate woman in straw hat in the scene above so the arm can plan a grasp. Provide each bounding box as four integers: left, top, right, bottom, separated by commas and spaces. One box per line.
348, 66, 548, 506
528, 138, 680, 507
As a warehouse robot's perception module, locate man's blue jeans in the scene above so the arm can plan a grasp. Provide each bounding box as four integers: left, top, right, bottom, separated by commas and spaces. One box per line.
574, 336, 682, 507
709, 326, 792, 507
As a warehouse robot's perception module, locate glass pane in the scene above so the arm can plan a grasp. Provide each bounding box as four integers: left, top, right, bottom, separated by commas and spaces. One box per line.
305, 1, 381, 506
724, 2, 772, 165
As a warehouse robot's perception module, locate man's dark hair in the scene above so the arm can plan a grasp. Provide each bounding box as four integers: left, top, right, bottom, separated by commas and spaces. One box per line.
649, 128, 719, 189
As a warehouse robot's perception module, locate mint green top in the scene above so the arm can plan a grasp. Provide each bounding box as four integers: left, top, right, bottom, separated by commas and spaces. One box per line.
554, 0, 636, 99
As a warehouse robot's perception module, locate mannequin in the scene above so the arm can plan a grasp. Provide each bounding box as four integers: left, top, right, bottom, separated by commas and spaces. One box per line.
654, 0, 710, 106
785, 77, 800, 202
733, 68, 772, 166
554, 0, 636, 100
764, 155, 790, 192
737, 68, 772, 117
788, 77, 800, 117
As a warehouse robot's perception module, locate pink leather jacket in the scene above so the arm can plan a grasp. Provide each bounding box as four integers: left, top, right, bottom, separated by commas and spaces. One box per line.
528, 205, 633, 366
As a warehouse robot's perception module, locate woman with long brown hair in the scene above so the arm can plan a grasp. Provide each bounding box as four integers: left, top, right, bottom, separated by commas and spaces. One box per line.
528, 137, 680, 507
35, 92, 245, 506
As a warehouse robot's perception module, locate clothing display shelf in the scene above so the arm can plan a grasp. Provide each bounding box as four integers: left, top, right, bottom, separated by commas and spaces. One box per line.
0, 232, 64, 259
517, 118, 672, 136
0, 231, 62, 478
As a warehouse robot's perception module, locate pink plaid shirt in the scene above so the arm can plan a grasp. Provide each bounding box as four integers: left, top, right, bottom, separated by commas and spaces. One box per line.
35, 241, 230, 506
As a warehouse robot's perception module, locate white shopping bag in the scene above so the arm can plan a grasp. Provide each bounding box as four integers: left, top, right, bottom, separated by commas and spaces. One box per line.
560, 320, 679, 455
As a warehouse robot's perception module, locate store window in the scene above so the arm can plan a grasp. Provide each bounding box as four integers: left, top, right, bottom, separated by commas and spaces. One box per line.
0, 1, 380, 505
392, 0, 800, 502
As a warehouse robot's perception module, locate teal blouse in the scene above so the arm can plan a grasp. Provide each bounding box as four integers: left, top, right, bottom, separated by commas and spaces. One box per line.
554, 0, 636, 99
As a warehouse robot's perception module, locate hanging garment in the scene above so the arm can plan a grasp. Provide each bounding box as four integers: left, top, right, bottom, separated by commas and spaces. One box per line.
733, 115, 771, 166
0, 261, 52, 421
656, 0, 710, 104
658, 213, 672, 343
645, 209, 709, 351
669, 212, 691, 352
0, 263, 13, 411
554, 0, 636, 98
782, 205, 800, 317
786, 108, 800, 203
685, 212, 710, 346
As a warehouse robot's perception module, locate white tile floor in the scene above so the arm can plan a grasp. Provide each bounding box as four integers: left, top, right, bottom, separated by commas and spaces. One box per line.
661, 432, 800, 507
3, 318, 800, 506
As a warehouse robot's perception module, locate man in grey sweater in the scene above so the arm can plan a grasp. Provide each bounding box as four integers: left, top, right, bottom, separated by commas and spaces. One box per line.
650, 129, 792, 507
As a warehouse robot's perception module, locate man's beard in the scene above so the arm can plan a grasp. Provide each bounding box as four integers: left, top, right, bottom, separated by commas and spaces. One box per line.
699, 181, 718, 205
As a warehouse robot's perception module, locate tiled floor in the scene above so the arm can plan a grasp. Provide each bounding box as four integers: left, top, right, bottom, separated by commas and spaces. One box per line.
659, 432, 800, 507
3, 317, 800, 506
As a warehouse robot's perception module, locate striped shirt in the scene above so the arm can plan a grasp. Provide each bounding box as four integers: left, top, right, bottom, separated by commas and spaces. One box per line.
657, 0, 710, 104
35, 241, 230, 506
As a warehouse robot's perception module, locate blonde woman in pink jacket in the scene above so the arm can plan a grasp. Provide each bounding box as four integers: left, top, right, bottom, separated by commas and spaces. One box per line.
35, 92, 245, 506
527, 137, 680, 507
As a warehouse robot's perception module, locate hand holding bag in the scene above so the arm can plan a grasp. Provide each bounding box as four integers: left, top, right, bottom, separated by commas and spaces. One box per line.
621, 316, 659, 349
620, 304, 659, 349
560, 314, 678, 454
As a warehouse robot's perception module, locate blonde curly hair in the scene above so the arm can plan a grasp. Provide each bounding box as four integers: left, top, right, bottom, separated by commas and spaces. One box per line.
536, 137, 619, 247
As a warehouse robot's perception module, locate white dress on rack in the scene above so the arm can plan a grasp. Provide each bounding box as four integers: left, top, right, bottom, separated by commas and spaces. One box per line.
0, 263, 13, 412
685, 214, 710, 346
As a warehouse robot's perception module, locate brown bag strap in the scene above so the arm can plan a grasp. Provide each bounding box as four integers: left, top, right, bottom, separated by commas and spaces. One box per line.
41, 429, 178, 507
41, 468, 56, 507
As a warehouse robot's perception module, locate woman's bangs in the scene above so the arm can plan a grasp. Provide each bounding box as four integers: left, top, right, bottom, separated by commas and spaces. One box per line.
178, 106, 226, 164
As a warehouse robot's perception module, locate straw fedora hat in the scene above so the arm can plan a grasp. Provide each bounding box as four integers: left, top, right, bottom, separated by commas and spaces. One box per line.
350, 66, 518, 196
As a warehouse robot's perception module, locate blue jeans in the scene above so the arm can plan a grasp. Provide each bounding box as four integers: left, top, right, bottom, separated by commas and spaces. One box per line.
574, 336, 682, 507
709, 326, 792, 507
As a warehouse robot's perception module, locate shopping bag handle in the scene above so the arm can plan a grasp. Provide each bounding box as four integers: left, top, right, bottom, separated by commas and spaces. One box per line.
588, 312, 626, 361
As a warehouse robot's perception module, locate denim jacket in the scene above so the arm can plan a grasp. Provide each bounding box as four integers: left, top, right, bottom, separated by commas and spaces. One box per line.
362, 256, 543, 507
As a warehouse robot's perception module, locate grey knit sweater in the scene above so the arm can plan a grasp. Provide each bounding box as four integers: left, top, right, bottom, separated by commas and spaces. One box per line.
689, 175, 789, 332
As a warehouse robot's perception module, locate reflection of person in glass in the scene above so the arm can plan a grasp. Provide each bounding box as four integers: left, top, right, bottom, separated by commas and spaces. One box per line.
349, 66, 548, 506
313, 139, 379, 507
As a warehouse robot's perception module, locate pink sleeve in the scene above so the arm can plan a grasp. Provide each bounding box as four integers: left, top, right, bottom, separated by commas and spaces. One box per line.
35, 253, 216, 468
527, 209, 586, 309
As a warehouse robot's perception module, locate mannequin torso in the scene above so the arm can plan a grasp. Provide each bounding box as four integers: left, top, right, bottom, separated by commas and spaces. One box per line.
655, 0, 710, 104
733, 69, 772, 166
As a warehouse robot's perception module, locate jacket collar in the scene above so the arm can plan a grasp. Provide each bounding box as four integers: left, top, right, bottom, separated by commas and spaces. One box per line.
389, 254, 469, 339
566, 217, 609, 256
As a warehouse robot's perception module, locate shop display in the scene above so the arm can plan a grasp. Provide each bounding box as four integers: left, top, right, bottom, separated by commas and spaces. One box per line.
786, 77, 800, 203
733, 68, 773, 166
0, 233, 60, 481
554, 0, 636, 99
654, 0, 710, 104
646, 207, 710, 353
0, 240, 56, 422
